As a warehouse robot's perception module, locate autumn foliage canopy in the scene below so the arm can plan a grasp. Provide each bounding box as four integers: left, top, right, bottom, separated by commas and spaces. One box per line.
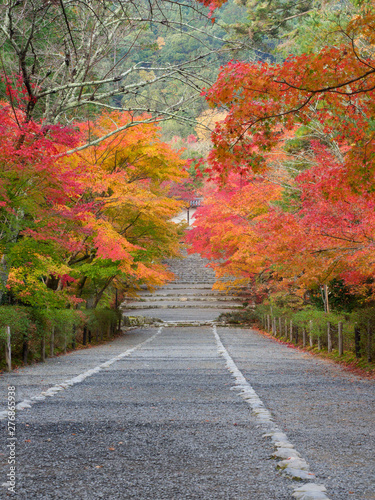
188, 4, 375, 304
0, 101, 186, 308
2, 0, 375, 312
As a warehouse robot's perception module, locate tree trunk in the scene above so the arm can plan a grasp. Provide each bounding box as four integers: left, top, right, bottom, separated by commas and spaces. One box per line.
325, 284, 330, 313
309, 320, 313, 347
83, 326, 87, 345
302, 327, 306, 347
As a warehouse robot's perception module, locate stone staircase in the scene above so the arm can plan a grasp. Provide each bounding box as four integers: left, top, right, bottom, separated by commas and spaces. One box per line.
121, 252, 246, 325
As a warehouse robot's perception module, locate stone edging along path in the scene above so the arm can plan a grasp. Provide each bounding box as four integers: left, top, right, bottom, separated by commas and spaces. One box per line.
213, 325, 331, 500
0, 327, 164, 422
2, 323, 331, 499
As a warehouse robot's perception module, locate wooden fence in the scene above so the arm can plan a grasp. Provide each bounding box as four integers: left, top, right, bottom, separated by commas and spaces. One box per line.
1, 308, 121, 372
260, 314, 373, 363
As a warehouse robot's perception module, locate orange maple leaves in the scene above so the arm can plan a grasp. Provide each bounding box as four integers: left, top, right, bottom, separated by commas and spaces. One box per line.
1, 105, 187, 307
189, 6, 375, 300
66, 111, 187, 295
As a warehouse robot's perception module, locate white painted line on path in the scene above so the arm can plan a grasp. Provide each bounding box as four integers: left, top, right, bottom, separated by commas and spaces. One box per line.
0, 327, 163, 421
213, 325, 330, 500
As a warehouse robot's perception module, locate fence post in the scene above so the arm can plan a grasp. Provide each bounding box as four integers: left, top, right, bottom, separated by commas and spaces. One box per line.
338, 321, 343, 357
327, 322, 332, 353
354, 326, 361, 358
5, 326, 11, 372
289, 320, 293, 342
367, 321, 372, 363
302, 327, 306, 347
309, 320, 313, 347
50, 326, 55, 356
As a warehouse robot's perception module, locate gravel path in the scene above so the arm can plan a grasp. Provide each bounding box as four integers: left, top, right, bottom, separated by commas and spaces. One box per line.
0, 330, 155, 408
1, 326, 297, 499
1, 325, 373, 499
1, 251, 374, 499
218, 327, 375, 500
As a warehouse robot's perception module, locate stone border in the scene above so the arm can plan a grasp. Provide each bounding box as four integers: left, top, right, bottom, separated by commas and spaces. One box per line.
213, 325, 330, 500
0, 327, 164, 421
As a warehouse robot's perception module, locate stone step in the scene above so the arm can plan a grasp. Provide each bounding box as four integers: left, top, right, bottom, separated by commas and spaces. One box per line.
168, 281, 216, 285
126, 295, 242, 302
156, 284, 216, 290
124, 304, 244, 310
130, 296, 243, 303
122, 251, 247, 321
134, 292, 225, 298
